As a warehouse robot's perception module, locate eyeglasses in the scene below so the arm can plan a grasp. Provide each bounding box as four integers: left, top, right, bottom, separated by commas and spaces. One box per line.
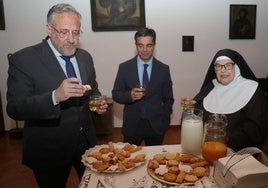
214, 62, 235, 71
49, 25, 82, 39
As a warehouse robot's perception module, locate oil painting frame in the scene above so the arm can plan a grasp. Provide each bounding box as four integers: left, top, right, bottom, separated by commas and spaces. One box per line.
90, 0, 146, 32
0, 0, 5, 30
182, 36, 194, 52
229, 4, 256, 39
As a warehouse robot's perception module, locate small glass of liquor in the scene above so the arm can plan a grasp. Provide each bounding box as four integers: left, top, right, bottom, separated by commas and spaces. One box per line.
136, 84, 146, 96
89, 95, 102, 112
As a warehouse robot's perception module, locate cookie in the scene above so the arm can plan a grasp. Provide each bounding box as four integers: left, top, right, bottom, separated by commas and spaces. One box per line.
148, 159, 159, 169
153, 153, 165, 162
163, 172, 177, 182
168, 166, 180, 175
90, 151, 102, 160
178, 154, 192, 162
92, 161, 109, 172
99, 147, 110, 154
165, 152, 176, 160
122, 143, 135, 151
133, 153, 146, 162
155, 166, 168, 176
176, 171, 186, 183
122, 161, 136, 169
190, 160, 210, 168
184, 174, 198, 183
167, 159, 179, 166
193, 166, 207, 177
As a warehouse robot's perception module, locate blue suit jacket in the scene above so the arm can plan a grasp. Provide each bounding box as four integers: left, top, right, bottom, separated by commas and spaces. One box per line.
112, 56, 174, 136
6, 38, 100, 170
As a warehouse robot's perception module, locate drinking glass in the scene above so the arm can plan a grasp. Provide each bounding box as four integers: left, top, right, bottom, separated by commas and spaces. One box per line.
136, 84, 146, 96
202, 114, 227, 163
181, 108, 203, 155
89, 95, 102, 112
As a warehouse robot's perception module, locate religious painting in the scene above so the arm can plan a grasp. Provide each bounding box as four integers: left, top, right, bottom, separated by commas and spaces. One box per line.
0, 0, 5, 30
182, 36, 194, 52
229, 5, 256, 39
90, 0, 145, 31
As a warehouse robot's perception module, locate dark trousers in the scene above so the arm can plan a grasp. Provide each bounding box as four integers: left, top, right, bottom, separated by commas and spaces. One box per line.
123, 118, 164, 146
33, 130, 90, 188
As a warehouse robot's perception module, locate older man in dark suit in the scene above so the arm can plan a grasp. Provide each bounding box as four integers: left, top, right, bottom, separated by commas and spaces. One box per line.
6, 3, 107, 188
112, 28, 174, 146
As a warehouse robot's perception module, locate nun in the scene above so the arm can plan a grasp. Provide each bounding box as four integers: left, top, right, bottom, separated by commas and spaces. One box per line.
194, 48, 268, 151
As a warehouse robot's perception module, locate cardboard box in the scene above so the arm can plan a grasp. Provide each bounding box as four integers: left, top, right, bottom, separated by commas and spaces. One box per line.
214, 155, 268, 188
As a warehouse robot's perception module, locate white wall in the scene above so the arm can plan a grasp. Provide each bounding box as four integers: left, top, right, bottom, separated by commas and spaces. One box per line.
1, 0, 268, 130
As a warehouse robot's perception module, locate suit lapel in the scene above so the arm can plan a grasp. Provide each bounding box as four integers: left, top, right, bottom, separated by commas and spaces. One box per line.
40, 40, 67, 83
132, 57, 140, 85
148, 58, 160, 90
75, 52, 87, 84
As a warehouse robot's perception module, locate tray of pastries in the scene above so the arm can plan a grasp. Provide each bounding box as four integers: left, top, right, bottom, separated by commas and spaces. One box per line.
147, 152, 211, 185
82, 142, 146, 173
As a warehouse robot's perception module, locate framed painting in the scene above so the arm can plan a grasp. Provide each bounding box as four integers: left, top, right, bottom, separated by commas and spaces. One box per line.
182, 36, 194, 52
229, 4, 256, 39
90, 0, 146, 31
0, 0, 5, 30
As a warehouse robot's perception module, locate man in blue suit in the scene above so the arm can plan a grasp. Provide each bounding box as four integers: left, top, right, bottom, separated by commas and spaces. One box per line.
6, 3, 107, 187
112, 28, 174, 146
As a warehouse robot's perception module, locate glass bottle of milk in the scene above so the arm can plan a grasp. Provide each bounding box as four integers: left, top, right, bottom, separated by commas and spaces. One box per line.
181, 108, 203, 155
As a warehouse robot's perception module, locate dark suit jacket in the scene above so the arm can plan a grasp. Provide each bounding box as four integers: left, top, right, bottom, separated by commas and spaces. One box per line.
6, 38, 100, 170
112, 56, 174, 136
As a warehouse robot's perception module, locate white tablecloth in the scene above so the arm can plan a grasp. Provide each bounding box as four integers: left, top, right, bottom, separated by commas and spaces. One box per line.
79, 144, 218, 188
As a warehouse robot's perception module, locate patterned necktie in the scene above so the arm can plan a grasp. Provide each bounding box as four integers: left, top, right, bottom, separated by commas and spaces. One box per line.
60, 56, 77, 78
143, 64, 149, 86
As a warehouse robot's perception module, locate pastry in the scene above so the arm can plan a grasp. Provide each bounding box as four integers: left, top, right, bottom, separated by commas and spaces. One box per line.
190, 160, 209, 168
163, 172, 177, 182
167, 159, 179, 166
122, 161, 135, 169
168, 166, 180, 175
165, 152, 176, 160
184, 174, 198, 183
108, 141, 115, 152
99, 147, 110, 154
83, 84, 91, 91
92, 161, 109, 172
89, 151, 102, 160
193, 166, 207, 177
122, 143, 135, 151
155, 166, 168, 176
133, 153, 146, 162
148, 159, 159, 169
153, 153, 165, 162
176, 171, 186, 183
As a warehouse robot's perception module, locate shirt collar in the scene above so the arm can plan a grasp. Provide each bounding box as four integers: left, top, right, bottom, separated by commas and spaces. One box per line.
47, 38, 62, 58
137, 56, 153, 67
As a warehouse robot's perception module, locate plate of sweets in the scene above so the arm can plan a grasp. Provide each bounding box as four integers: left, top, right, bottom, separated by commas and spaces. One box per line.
82, 142, 146, 173
147, 152, 211, 185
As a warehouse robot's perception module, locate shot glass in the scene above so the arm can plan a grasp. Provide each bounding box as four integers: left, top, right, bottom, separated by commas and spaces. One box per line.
136, 84, 146, 96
